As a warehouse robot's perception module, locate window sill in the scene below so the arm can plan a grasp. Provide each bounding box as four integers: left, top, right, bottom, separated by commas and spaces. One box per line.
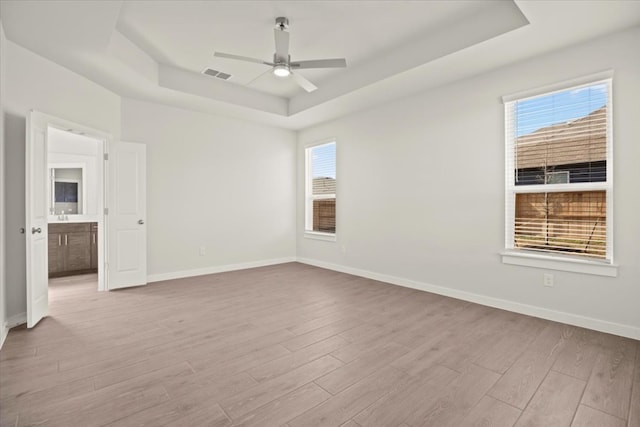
501, 250, 617, 277
304, 231, 337, 242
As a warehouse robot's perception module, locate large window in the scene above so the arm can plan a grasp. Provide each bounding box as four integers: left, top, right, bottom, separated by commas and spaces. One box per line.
505, 79, 612, 262
305, 141, 336, 236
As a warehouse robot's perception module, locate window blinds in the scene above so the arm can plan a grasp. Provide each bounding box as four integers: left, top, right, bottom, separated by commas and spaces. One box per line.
506, 80, 611, 260
307, 142, 336, 233
514, 191, 606, 259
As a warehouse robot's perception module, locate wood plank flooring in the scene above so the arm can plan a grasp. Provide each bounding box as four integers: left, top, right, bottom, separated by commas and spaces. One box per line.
1, 262, 638, 427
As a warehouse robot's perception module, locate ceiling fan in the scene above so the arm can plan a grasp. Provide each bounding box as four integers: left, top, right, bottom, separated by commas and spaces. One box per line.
214, 17, 347, 93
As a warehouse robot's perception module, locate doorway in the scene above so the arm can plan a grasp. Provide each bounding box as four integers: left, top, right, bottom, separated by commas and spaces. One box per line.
27, 111, 148, 328
46, 127, 104, 291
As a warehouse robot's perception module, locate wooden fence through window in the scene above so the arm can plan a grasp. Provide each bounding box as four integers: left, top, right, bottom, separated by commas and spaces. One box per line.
313, 199, 336, 233
514, 191, 606, 258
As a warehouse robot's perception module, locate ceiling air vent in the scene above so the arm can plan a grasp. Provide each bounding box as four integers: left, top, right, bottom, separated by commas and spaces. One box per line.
202, 68, 232, 80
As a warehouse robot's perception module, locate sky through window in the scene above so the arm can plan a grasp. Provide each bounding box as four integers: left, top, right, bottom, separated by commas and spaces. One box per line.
311, 142, 336, 179
515, 83, 607, 137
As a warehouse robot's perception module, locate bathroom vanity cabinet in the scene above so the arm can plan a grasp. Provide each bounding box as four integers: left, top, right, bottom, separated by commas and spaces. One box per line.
48, 222, 98, 277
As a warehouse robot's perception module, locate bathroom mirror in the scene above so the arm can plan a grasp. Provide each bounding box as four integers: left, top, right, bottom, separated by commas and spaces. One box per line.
50, 167, 84, 215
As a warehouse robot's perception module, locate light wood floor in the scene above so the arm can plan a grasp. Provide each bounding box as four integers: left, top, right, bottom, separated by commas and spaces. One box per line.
1, 263, 638, 427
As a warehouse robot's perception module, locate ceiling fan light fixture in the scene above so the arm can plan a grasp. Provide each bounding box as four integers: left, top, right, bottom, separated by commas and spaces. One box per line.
215, 16, 346, 92
273, 65, 290, 77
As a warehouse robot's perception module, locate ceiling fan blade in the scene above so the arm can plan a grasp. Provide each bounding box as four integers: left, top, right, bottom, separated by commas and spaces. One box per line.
291, 71, 318, 93
214, 52, 273, 66
291, 58, 347, 69
245, 68, 274, 87
274, 28, 290, 61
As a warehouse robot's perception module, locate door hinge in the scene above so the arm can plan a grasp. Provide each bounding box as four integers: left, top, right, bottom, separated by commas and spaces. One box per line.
104, 208, 109, 215
104, 153, 109, 161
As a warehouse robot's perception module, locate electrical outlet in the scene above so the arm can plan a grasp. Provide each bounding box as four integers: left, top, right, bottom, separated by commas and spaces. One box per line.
199, 246, 206, 256
543, 273, 554, 287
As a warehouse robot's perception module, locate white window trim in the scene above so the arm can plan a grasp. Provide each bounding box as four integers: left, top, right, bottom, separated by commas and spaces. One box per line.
501, 251, 617, 277
304, 138, 336, 241
503, 76, 616, 276
501, 69, 614, 103
304, 231, 337, 242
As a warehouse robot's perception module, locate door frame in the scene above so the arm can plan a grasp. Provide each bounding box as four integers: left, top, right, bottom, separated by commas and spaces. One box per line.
30, 111, 111, 291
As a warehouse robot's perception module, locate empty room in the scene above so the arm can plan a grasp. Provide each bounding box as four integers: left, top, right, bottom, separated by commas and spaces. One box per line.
1, 1, 639, 426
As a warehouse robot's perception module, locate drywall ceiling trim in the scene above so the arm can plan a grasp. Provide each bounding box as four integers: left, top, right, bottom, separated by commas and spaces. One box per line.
115, 9, 177, 68
289, 0, 529, 115
108, 29, 158, 84
158, 64, 288, 116
108, 0, 528, 117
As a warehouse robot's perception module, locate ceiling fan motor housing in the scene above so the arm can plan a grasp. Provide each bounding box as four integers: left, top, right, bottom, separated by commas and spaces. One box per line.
273, 54, 291, 66
275, 17, 289, 30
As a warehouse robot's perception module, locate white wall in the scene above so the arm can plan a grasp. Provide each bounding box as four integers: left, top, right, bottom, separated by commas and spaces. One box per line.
121, 98, 296, 280
1, 37, 296, 324
1, 21, 8, 346
297, 27, 640, 338
2, 39, 121, 322
1, 18, 637, 343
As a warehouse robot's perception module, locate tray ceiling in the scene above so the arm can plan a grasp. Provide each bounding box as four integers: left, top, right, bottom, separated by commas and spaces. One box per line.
1, 1, 639, 129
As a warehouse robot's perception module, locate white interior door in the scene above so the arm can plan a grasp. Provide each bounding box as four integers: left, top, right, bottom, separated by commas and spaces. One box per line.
108, 141, 147, 289
26, 111, 49, 327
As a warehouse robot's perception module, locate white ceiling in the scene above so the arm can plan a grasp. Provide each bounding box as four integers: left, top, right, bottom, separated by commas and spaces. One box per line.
118, 1, 493, 98
1, 1, 640, 130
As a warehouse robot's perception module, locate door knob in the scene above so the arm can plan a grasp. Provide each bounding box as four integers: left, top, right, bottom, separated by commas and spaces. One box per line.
138, 219, 145, 225
31, 227, 42, 234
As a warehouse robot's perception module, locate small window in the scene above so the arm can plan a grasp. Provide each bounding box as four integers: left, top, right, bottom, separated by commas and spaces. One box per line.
305, 141, 336, 235
505, 79, 612, 261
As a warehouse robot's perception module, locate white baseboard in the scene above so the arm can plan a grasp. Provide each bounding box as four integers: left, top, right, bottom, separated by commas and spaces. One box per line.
6, 312, 27, 329
297, 257, 640, 340
147, 257, 297, 283
0, 313, 27, 349
1, 312, 27, 349
0, 323, 7, 350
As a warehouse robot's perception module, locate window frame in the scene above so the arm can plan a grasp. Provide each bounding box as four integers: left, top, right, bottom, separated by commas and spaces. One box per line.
502, 73, 617, 276
304, 139, 337, 241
